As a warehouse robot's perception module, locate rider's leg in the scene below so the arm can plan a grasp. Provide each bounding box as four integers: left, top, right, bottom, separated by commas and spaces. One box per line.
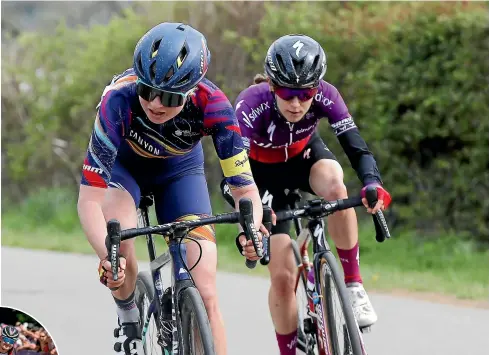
154, 173, 227, 355
309, 158, 378, 327
268, 231, 300, 355
92, 162, 143, 353
259, 187, 299, 355
101, 187, 140, 322
309, 159, 359, 268
248, 154, 302, 355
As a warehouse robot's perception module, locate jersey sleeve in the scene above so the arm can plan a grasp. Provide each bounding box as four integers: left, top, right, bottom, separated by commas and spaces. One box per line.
234, 96, 271, 152
203, 90, 255, 190
234, 98, 252, 154
80, 90, 128, 188
320, 83, 383, 185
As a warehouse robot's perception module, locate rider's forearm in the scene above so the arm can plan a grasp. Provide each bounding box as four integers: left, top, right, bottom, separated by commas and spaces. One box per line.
336, 128, 383, 185
231, 183, 263, 231
77, 187, 110, 259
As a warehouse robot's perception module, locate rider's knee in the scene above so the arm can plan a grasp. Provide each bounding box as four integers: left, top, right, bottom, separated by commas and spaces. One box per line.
117, 241, 137, 272
270, 268, 296, 297
311, 160, 347, 199
199, 283, 219, 313
193, 264, 218, 309
325, 180, 348, 200
119, 240, 136, 258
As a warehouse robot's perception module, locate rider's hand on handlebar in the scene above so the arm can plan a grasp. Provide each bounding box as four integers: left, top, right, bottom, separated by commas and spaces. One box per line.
259, 223, 272, 236
361, 184, 392, 214
98, 256, 127, 290
237, 231, 264, 261
269, 209, 277, 226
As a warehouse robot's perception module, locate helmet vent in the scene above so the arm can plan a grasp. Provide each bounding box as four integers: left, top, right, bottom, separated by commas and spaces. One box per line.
151, 39, 162, 57
136, 52, 144, 75
292, 58, 304, 77
150, 61, 157, 81
311, 55, 320, 73
176, 45, 188, 68
176, 24, 186, 31
164, 66, 175, 82
176, 72, 191, 87
275, 54, 287, 76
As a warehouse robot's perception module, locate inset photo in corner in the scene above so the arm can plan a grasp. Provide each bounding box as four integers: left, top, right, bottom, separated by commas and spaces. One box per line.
0, 306, 58, 355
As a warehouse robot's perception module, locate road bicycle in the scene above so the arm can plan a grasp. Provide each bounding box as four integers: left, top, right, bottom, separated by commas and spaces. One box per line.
221, 182, 390, 355
106, 194, 270, 355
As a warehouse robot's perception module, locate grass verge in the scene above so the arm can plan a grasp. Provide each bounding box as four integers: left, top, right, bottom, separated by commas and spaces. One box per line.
2, 215, 488, 302
2, 187, 488, 302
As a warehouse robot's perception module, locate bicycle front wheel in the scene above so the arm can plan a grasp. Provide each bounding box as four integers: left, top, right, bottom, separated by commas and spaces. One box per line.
317, 252, 364, 355
179, 286, 216, 355
135, 271, 165, 355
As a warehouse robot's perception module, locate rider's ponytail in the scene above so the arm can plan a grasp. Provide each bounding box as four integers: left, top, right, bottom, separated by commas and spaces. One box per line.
253, 73, 268, 85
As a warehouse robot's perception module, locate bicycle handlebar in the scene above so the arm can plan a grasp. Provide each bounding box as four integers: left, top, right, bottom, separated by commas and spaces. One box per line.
219, 179, 273, 266
273, 186, 390, 242
274, 196, 363, 221
238, 198, 263, 269
365, 187, 391, 242
219, 181, 391, 264
105, 197, 263, 283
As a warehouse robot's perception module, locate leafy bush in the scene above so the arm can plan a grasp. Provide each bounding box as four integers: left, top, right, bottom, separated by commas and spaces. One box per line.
232, 2, 489, 243
2, 1, 488, 243
1, 2, 266, 202
345, 10, 489, 243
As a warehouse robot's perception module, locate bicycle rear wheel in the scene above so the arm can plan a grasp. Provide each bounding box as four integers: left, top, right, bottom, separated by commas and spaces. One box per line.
135, 271, 165, 355
317, 251, 364, 355
179, 286, 216, 355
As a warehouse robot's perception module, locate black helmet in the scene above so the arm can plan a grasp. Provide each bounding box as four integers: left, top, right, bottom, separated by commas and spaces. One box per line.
264, 34, 326, 88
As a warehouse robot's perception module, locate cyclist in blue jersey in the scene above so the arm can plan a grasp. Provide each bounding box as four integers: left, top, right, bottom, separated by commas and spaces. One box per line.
76, 22, 265, 355
229, 34, 392, 354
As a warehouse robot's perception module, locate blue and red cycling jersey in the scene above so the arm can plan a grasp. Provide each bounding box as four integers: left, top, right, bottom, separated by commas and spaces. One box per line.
81, 68, 254, 191
235, 80, 383, 186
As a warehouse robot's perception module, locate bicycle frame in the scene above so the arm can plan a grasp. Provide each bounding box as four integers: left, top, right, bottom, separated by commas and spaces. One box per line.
138, 198, 195, 354
216, 180, 385, 355
289, 193, 334, 355
107, 193, 265, 355
289, 193, 370, 355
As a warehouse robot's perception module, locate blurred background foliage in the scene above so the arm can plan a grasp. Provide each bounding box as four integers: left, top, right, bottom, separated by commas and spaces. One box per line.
2, 1, 489, 247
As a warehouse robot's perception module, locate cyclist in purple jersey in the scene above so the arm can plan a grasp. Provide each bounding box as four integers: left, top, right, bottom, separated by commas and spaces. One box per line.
231, 34, 392, 354
77, 22, 265, 355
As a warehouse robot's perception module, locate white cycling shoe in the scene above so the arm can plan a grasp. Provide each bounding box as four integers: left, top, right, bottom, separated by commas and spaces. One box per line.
346, 282, 378, 329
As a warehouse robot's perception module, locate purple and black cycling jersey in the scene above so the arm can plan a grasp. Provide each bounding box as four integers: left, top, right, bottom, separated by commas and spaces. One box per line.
234, 80, 383, 186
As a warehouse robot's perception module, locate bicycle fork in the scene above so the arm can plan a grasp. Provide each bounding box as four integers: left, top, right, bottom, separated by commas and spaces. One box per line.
138, 206, 166, 347
296, 219, 336, 355
138, 206, 181, 353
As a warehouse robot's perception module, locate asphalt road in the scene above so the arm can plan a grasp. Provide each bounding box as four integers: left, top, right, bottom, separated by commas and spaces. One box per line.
2, 247, 487, 355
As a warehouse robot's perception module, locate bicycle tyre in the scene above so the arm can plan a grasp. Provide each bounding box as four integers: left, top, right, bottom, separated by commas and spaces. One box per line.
179, 286, 216, 355
317, 251, 363, 355
135, 271, 165, 355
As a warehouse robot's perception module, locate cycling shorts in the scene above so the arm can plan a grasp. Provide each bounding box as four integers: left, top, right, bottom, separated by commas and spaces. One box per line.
109, 142, 215, 243
250, 132, 337, 235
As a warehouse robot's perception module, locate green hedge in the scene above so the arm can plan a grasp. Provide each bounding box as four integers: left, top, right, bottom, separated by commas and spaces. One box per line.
345, 10, 489, 243
1, 2, 267, 203
233, 2, 489, 243
2, 2, 488, 243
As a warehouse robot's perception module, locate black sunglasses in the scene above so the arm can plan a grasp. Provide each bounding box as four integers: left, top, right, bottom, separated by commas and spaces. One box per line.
136, 79, 191, 107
